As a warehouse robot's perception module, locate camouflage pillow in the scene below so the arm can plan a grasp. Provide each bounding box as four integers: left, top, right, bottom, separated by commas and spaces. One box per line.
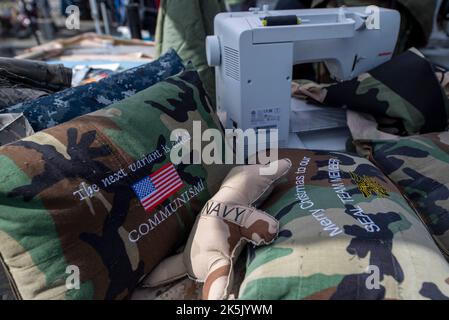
239, 149, 449, 300
293, 49, 449, 135
355, 132, 449, 257
0, 67, 230, 300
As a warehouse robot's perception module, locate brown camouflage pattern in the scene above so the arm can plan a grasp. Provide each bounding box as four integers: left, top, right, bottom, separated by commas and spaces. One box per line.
0, 68, 231, 300
239, 149, 449, 300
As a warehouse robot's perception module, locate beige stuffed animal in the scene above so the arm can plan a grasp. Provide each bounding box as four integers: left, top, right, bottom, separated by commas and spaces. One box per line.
141, 159, 292, 300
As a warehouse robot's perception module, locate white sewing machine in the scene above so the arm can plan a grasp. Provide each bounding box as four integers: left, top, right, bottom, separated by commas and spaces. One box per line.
206, 6, 400, 148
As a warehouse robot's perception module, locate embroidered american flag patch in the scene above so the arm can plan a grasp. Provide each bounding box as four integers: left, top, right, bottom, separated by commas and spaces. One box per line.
132, 163, 184, 212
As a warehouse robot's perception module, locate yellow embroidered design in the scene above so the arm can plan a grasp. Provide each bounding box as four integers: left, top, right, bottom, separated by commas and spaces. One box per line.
350, 172, 389, 198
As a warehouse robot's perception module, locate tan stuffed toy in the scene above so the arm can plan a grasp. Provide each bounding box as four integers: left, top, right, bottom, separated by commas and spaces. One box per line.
142, 159, 292, 300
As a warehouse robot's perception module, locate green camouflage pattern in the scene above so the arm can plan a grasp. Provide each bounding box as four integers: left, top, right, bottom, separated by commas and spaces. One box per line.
0, 68, 231, 300
155, 0, 227, 104
293, 49, 449, 135
239, 149, 449, 300
356, 131, 449, 257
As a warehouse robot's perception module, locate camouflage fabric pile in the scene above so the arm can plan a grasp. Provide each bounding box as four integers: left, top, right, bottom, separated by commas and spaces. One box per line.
155, 0, 227, 104
2, 50, 185, 133
355, 132, 449, 258
239, 149, 449, 300
0, 67, 230, 299
292, 49, 449, 136
292, 50, 449, 135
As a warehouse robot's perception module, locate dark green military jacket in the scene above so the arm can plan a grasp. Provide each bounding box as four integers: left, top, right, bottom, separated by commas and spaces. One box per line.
155, 0, 227, 105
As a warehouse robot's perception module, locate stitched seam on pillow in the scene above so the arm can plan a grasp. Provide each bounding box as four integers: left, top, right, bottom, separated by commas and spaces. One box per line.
251, 160, 292, 206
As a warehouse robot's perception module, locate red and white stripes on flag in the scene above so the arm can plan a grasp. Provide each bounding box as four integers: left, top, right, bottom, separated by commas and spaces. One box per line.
132, 163, 184, 213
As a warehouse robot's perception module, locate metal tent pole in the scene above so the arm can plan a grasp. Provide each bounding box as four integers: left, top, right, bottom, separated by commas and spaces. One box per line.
89, 0, 103, 34
100, 1, 111, 35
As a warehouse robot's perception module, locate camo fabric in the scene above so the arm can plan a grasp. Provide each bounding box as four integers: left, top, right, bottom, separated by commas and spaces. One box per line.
184, 160, 291, 300
355, 131, 449, 257
239, 149, 449, 300
0, 67, 230, 300
292, 49, 449, 135
155, 0, 226, 104
2, 49, 185, 132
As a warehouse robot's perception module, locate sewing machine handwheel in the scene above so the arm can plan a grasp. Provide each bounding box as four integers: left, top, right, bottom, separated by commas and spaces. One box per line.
206, 35, 221, 67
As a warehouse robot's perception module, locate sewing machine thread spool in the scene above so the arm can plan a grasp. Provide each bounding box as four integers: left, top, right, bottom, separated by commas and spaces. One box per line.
262, 15, 302, 27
